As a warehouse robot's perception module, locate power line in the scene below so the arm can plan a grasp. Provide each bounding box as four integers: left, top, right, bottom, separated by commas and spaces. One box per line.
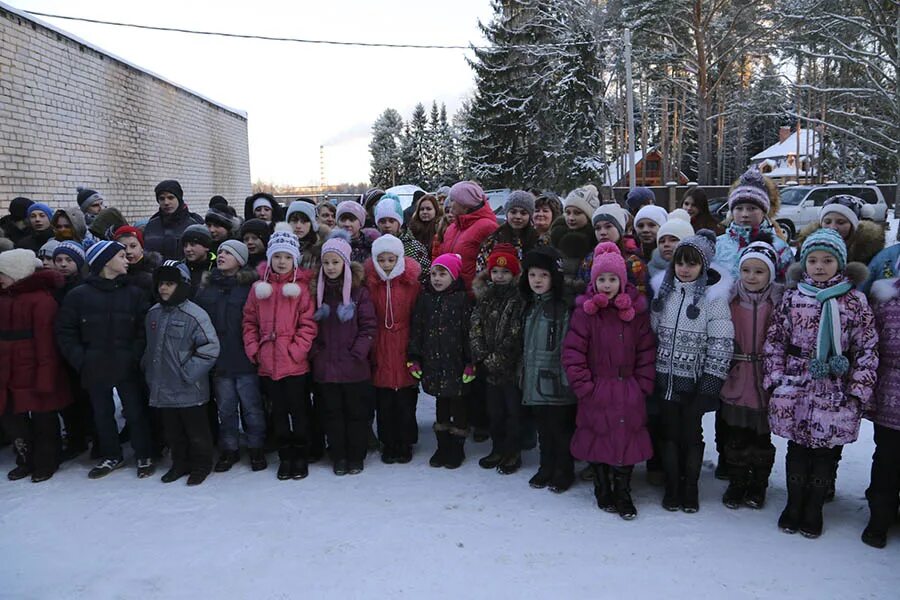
27, 11, 601, 50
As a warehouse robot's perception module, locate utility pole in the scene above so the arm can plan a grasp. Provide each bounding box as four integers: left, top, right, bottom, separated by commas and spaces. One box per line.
319, 145, 326, 197
624, 29, 637, 191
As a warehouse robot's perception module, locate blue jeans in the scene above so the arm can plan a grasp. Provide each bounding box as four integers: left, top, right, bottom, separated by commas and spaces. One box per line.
214, 374, 265, 451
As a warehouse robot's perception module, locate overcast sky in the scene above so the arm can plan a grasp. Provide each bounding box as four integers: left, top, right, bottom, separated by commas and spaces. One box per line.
10, 0, 493, 186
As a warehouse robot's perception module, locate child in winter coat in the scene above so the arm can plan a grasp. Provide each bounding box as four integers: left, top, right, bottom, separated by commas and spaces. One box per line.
719, 237, 784, 510
633, 205, 668, 261
408, 253, 474, 469
312, 230, 377, 476
578, 203, 649, 298
242, 224, 318, 481
470, 244, 525, 474
286, 200, 326, 272
195, 240, 268, 474
796, 195, 883, 268
240, 219, 272, 270
0, 250, 72, 482
764, 228, 878, 539
519, 246, 577, 492
563, 242, 656, 519
862, 275, 900, 548
144, 261, 220, 486
365, 234, 422, 464
647, 209, 694, 279
374, 196, 432, 280
550, 185, 599, 294
650, 231, 734, 513
335, 201, 373, 263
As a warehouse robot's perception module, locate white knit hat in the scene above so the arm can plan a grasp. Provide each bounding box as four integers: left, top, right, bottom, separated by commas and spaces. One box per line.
657, 209, 694, 242
563, 185, 600, 218
634, 205, 668, 228
0, 248, 37, 282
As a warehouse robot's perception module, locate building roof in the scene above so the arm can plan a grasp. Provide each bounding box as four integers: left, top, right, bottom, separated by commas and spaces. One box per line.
751, 129, 821, 161
600, 148, 650, 187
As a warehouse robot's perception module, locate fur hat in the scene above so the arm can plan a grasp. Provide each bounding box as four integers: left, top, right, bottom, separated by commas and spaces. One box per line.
800, 227, 848, 271
0, 248, 37, 282
371, 234, 407, 282
316, 230, 356, 322
626, 187, 655, 214
819, 195, 874, 232
53, 240, 86, 269
182, 224, 212, 248
486, 243, 520, 277
155, 180, 184, 204
564, 185, 601, 218
286, 201, 319, 232
589, 241, 627, 293
634, 205, 668, 229
728, 167, 771, 213
76, 187, 103, 212
591, 203, 629, 235
657, 209, 694, 242
218, 240, 249, 267
113, 225, 144, 247
374, 195, 404, 225
504, 190, 536, 218
449, 181, 488, 210
86, 240, 125, 275
432, 253, 463, 280
27, 203, 53, 221
336, 200, 367, 224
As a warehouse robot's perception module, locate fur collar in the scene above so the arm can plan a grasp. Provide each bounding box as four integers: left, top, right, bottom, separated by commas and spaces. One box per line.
549, 216, 595, 259
471, 269, 520, 301
785, 261, 869, 290
870, 277, 900, 304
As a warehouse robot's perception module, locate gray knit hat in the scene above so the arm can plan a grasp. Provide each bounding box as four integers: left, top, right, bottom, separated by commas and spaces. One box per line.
504, 190, 535, 217
218, 240, 249, 267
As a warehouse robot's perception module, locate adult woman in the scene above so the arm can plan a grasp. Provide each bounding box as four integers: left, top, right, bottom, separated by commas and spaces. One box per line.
533, 192, 562, 245
438, 181, 498, 292
408, 194, 443, 250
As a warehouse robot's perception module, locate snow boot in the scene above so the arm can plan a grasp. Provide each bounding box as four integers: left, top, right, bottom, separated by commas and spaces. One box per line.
7, 439, 31, 481
161, 466, 189, 483
529, 441, 554, 489
292, 447, 309, 480
472, 426, 490, 443
249, 448, 268, 472
579, 465, 595, 481
778, 446, 809, 534
430, 425, 451, 468
136, 458, 156, 479
381, 444, 397, 465
186, 471, 209, 486
479, 450, 504, 470
347, 460, 364, 475
548, 467, 575, 494
395, 445, 413, 464
826, 447, 842, 502
862, 491, 896, 549
681, 443, 704, 513
744, 443, 775, 509
800, 450, 836, 538
612, 466, 637, 520
722, 468, 750, 510
444, 429, 467, 470
332, 458, 348, 476
660, 440, 681, 511
214, 450, 240, 473
497, 453, 522, 475
277, 447, 294, 480
591, 463, 616, 512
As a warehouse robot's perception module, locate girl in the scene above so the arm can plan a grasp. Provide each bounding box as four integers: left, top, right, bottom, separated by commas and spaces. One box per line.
650, 231, 734, 512
335, 201, 373, 263
475, 190, 540, 275
550, 185, 599, 291
286, 200, 327, 271
0, 249, 72, 482
720, 237, 783, 510
317, 201, 337, 231
311, 230, 377, 476
764, 228, 877, 538
563, 243, 656, 519
407, 253, 473, 469
797, 195, 883, 267
364, 234, 422, 464
632, 205, 668, 261
240, 219, 272, 270
408, 193, 443, 251
244, 193, 284, 223
648, 209, 694, 279
114, 226, 162, 295
242, 224, 317, 480
519, 246, 577, 492
682, 187, 724, 235
578, 203, 649, 298
374, 196, 431, 278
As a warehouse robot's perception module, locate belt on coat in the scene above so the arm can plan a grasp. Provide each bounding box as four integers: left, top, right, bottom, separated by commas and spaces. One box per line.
0, 329, 33, 341
787, 344, 850, 362
732, 352, 761, 363
595, 365, 634, 379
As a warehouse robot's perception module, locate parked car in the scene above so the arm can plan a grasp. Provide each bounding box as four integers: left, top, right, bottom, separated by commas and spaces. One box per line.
774, 183, 887, 240
485, 188, 511, 224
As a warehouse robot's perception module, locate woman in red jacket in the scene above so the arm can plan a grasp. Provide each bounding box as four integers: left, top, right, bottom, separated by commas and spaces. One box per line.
0, 249, 72, 482
438, 181, 498, 293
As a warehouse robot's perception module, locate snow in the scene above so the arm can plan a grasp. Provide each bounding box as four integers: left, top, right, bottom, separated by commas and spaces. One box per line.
0, 397, 895, 598
751, 129, 821, 162
602, 148, 649, 188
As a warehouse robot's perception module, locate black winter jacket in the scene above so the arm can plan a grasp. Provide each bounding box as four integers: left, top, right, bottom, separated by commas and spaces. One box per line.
143, 204, 203, 261
194, 267, 259, 377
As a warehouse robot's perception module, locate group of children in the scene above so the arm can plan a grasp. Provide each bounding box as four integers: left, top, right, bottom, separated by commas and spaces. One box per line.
1, 170, 898, 551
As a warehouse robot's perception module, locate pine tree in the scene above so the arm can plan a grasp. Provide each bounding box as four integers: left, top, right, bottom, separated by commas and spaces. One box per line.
369, 108, 404, 189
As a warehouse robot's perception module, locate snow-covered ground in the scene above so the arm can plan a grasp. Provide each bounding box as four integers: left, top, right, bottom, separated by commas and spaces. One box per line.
0, 398, 895, 599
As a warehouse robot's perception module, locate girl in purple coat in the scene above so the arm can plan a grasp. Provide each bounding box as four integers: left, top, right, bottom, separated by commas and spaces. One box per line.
764, 228, 878, 539
311, 231, 377, 476
563, 242, 656, 520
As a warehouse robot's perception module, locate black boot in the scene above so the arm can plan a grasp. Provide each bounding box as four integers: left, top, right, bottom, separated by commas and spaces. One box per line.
681, 443, 704, 513
444, 430, 466, 469
497, 453, 522, 475
779, 445, 809, 534
826, 447, 842, 502
744, 443, 775, 509
612, 466, 637, 520
478, 449, 504, 470
862, 491, 897, 549
248, 448, 268, 472
660, 440, 681, 511
722, 466, 750, 510
591, 463, 616, 512
800, 450, 836, 538
292, 446, 309, 480
214, 450, 240, 473
429, 426, 450, 468
277, 447, 294, 481
529, 441, 554, 489
7, 439, 31, 481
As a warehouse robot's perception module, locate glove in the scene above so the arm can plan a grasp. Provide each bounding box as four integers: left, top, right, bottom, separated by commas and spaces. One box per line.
406, 361, 422, 380
462, 364, 476, 384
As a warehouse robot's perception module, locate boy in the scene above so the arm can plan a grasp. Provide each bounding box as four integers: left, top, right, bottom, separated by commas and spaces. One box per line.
182, 224, 216, 292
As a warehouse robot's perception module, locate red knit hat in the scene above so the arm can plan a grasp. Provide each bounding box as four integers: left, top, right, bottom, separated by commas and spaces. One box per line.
486, 243, 520, 277
113, 225, 144, 247
432, 253, 463, 280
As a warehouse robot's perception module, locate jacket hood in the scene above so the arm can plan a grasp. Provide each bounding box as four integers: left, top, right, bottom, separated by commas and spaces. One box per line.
1, 268, 63, 295
52, 207, 87, 242
796, 220, 886, 266
455, 201, 497, 231
364, 256, 421, 288
244, 193, 285, 222
785, 260, 869, 289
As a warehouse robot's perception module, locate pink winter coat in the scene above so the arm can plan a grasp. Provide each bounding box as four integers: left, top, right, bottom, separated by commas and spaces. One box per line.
438, 202, 497, 292
365, 257, 421, 390
242, 263, 317, 381
562, 283, 656, 467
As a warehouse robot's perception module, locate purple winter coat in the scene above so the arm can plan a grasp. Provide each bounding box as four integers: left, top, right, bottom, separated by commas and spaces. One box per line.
311, 263, 377, 384
562, 283, 656, 467
869, 277, 900, 431
763, 264, 879, 449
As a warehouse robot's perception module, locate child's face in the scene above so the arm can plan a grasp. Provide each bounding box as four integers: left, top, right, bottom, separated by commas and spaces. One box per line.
821, 215, 852, 240
318, 206, 336, 228
271, 252, 294, 275
119, 235, 143, 264
104, 250, 129, 278
740, 258, 769, 292
54, 216, 74, 240
254, 205, 273, 222
157, 280, 177, 301
290, 215, 312, 239
564, 207, 589, 230
675, 259, 702, 283
732, 203, 765, 227
322, 252, 344, 280
490, 266, 513, 285
594, 220, 620, 243
430, 265, 453, 291
682, 196, 698, 217
528, 267, 552, 295
658, 235, 679, 261
594, 273, 620, 298
635, 219, 659, 245
157, 192, 179, 215
54, 254, 78, 276
217, 250, 240, 273
207, 223, 229, 242
40, 256, 54, 269
377, 218, 401, 236
30, 211, 50, 231
376, 252, 398, 275
805, 250, 839, 282
506, 207, 531, 230
339, 215, 361, 238
243, 233, 265, 254
183, 242, 207, 263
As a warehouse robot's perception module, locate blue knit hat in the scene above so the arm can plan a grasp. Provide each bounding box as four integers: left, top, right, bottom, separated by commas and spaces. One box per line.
86, 240, 125, 275
53, 240, 86, 269
800, 227, 847, 271
26, 202, 53, 221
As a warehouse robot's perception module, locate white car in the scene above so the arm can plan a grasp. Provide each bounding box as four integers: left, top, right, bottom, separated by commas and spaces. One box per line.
775, 184, 887, 240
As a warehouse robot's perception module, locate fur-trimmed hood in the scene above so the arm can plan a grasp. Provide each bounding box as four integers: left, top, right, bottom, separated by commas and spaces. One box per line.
364, 255, 421, 288
471, 268, 521, 301
785, 260, 869, 290
201, 265, 260, 288
870, 277, 900, 304
795, 221, 885, 266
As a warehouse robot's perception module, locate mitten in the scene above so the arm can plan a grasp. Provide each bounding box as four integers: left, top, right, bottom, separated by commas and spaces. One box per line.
462, 364, 476, 384
406, 361, 422, 379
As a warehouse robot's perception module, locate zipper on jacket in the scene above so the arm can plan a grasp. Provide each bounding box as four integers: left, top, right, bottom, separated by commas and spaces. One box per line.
666, 288, 687, 401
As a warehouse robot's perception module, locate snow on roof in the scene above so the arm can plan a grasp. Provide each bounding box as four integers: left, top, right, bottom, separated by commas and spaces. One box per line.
764, 165, 817, 178
601, 148, 652, 186
751, 129, 821, 161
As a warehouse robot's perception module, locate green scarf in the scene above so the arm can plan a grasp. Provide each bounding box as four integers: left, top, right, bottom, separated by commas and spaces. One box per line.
797, 280, 852, 379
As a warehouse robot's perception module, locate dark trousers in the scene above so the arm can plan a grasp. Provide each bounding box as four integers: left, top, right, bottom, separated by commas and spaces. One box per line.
375, 386, 418, 449
161, 405, 213, 475
532, 404, 576, 476
3, 410, 61, 475
487, 382, 522, 456
659, 398, 704, 448
867, 424, 900, 513
714, 409, 727, 458
722, 425, 774, 464
261, 375, 310, 460
645, 395, 662, 472
320, 381, 374, 462
467, 377, 489, 432
89, 381, 152, 461
436, 395, 468, 432
61, 364, 93, 451
308, 378, 326, 459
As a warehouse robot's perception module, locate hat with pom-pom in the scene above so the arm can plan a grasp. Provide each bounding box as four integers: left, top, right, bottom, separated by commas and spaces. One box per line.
678, 229, 718, 271
728, 167, 771, 213
657, 209, 694, 242
486, 243, 520, 277
374, 194, 404, 225
76, 187, 103, 212
266, 222, 301, 266
564, 184, 601, 218
315, 230, 355, 322
589, 241, 627, 293
432, 253, 463, 280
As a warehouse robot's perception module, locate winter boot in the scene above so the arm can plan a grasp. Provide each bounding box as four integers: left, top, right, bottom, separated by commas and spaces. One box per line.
430, 425, 451, 468
381, 444, 397, 465
660, 440, 681, 511
826, 448, 842, 502
862, 491, 897, 549
529, 441, 554, 489
479, 450, 504, 470
778, 446, 809, 534
277, 447, 295, 480
214, 450, 240, 473
579, 465, 595, 481
548, 449, 575, 493
161, 466, 189, 483
800, 450, 836, 538
681, 443, 704, 513
744, 443, 776, 509
347, 460, 364, 475
332, 459, 349, 476
248, 448, 268, 472
497, 453, 522, 475
7, 439, 31, 481
722, 466, 750, 510
444, 430, 467, 469
591, 463, 616, 512
186, 471, 209, 486
395, 445, 413, 464
612, 466, 637, 520
292, 447, 309, 480
136, 458, 156, 479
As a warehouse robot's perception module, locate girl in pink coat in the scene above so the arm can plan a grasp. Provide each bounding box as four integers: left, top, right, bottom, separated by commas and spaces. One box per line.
242, 223, 317, 481
562, 242, 656, 520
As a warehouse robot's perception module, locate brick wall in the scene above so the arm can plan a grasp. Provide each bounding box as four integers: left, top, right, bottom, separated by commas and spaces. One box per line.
0, 5, 251, 223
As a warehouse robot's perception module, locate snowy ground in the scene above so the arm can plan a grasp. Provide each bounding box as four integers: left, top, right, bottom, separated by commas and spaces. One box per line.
0, 398, 896, 599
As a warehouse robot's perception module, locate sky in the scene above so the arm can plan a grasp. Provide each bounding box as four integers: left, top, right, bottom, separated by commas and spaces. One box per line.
9, 0, 494, 186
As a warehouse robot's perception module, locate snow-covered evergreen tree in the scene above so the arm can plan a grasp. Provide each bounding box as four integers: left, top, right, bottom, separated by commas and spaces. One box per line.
369, 108, 404, 189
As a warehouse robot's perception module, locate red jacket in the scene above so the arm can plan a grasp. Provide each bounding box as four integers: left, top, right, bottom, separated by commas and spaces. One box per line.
0, 270, 72, 414
364, 257, 421, 390
438, 202, 497, 292
242, 263, 317, 381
